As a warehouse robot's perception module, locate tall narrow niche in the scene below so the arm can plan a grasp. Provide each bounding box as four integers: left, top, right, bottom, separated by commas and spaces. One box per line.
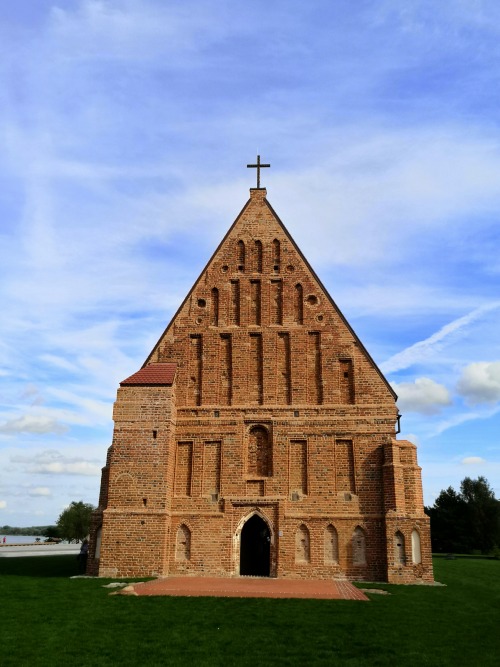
203, 441, 221, 497
277, 332, 291, 404
250, 280, 261, 325
339, 359, 355, 404
189, 334, 203, 405
230, 280, 240, 326
249, 333, 263, 404
352, 527, 366, 565
211, 288, 219, 326
254, 240, 263, 273
237, 240, 245, 272
247, 426, 271, 476
175, 443, 193, 496
295, 525, 310, 563
324, 525, 339, 564
270, 280, 283, 325
219, 333, 232, 405
272, 239, 280, 271
336, 439, 356, 494
294, 284, 304, 324
307, 332, 323, 404
290, 440, 307, 495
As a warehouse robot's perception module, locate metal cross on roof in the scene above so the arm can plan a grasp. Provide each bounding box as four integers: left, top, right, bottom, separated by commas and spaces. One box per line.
247, 155, 270, 188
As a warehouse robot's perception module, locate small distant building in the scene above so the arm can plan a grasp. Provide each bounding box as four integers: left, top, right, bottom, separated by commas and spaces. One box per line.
88, 164, 433, 584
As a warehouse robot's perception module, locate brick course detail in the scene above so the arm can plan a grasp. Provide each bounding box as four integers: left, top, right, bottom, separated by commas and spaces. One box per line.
88, 187, 434, 584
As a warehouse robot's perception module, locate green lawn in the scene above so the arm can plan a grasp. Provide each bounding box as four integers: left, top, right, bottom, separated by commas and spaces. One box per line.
1, 556, 498, 666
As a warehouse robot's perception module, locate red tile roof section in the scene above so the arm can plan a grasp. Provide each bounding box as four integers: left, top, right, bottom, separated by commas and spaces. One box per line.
120, 363, 177, 386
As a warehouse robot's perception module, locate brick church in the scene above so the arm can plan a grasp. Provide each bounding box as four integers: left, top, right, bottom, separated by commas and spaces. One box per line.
88, 159, 433, 583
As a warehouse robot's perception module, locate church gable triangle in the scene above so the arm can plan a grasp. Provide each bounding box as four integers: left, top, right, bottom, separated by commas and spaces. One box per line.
144, 187, 396, 407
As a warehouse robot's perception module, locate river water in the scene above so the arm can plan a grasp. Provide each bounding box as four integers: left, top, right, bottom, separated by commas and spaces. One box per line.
1, 535, 52, 545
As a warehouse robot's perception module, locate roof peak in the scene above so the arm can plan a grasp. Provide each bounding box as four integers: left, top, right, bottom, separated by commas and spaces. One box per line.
249, 187, 267, 200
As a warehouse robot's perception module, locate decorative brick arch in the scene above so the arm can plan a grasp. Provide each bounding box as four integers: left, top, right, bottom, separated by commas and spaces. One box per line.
232, 508, 275, 576
324, 524, 339, 564
352, 525, 367, 565
295, 523, 311, 564
108, 472, 140, 508
394, 530, 406, 565
175, 523, 192, 561
411, 528, 422, 564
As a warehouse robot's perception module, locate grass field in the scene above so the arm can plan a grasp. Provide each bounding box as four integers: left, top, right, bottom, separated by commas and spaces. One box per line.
1, 556, 498, 666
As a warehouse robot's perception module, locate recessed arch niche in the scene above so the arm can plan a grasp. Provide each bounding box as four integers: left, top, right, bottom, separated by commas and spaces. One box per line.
247, 425, 272, 477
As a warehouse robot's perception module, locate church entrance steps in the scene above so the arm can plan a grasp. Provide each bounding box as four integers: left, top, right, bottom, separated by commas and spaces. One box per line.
127, 576, 369, 600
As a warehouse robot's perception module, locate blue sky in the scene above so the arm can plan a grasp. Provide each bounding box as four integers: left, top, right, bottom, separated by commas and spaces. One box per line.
1, 1, 500, 527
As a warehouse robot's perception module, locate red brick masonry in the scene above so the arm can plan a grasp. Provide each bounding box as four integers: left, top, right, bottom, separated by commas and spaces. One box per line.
130, 576, 369, 600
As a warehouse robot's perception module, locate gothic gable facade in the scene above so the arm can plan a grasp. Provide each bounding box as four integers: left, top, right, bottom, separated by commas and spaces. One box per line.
88, 187, 433, 584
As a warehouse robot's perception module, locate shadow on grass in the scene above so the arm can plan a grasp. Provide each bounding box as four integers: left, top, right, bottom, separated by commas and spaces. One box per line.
0, 555, 79, 578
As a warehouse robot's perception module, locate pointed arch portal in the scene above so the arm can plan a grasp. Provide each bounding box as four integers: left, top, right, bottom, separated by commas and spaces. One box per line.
240, 514, 271, 577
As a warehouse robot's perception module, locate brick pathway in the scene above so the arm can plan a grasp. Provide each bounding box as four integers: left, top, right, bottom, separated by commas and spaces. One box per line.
128, 576, 369, 601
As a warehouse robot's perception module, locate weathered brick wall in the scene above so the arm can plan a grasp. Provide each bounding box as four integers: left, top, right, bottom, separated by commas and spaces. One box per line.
91, 188, 434, 583
90, 384, 176, 576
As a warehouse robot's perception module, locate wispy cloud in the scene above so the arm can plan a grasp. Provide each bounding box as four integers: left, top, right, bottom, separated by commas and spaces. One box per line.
11, 450, 101, 477
381, 303, 500, 374
430, 404, 500, 437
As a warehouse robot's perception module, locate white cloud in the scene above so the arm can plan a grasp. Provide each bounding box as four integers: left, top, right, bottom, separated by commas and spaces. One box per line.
461, 456, 486, 465
0, 501, 7, 509
0, 415, 68, 435
28, 487, 52, 497
39, 461, 101, 476
393, 377, 452, 415
11, 450, 101, 477
457, 361, 500, 405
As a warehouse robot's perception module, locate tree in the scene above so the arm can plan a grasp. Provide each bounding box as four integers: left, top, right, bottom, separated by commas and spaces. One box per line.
426, 476, 500, 554
56, 501, 95, 542
460, 476, 500, 553
43, 525, 60, 540
425, 486, 468, 553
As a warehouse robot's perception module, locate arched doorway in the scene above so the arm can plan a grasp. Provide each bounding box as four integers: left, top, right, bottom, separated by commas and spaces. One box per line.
240, 514, 271, 577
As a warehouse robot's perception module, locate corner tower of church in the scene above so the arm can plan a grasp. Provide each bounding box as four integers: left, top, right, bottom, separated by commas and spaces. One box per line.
88, 168, 433, 584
